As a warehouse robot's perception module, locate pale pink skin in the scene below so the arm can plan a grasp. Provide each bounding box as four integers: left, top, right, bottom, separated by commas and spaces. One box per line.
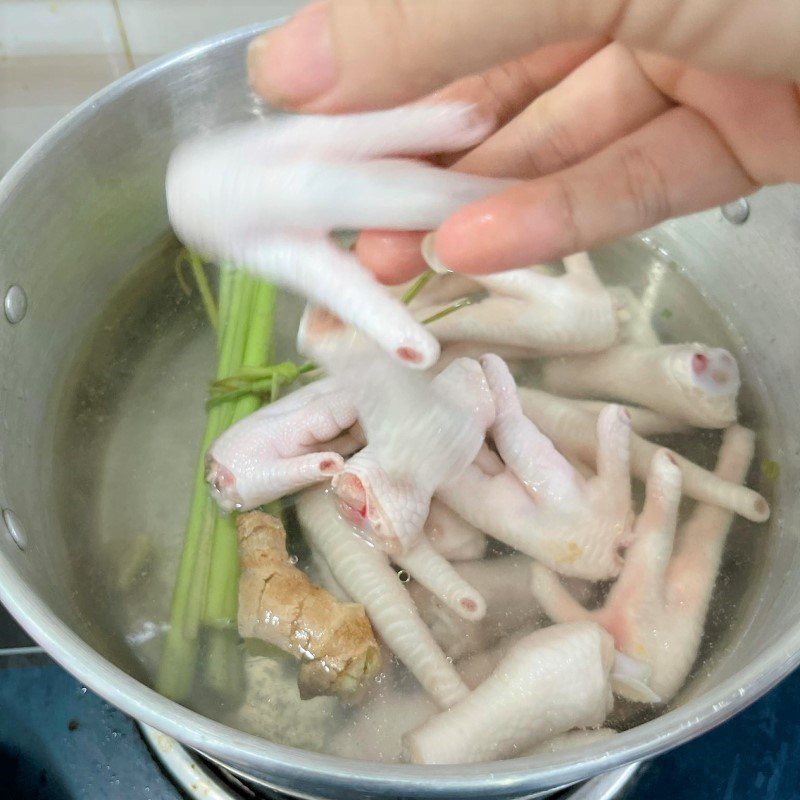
517, 387, 769, 523
166, 104, 513, 368
409, 555, 543, 660
560, 397, 690, 437
419, 247, 618, 355
296, 306, 496, 554
438, 355, 635, 580
434, 341, 536, 373
531, 426, 755, 702
297, 486, 468, 709
393, 535, 486, 622
403, 622, 615, 765
331, 357, 496, 555
423, 499, 487, 562
542, 343, 741, 428
206, 378, 357, 511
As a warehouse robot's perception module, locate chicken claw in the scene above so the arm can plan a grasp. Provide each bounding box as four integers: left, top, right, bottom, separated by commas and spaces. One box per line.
531, 427, 756, 702
543, 343, 740, 428
167, 104, 511, 368
297, 487, 469, 709
206, 378, 357, 511
402, 622, 615, 764
517, 388, 768, 522
438, 355, 634, 580
420, 246, 618, 355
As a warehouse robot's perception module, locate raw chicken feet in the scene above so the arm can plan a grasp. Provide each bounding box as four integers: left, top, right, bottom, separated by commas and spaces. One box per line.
438, 355, 635, 580
167, 104, 511, 367
543, 343, 740, 428
207, 378, 357, 511
420, 245, 618, 355
300, 307, 496, 554
517, 388, 768, 522
403, 622, 614, 764
297, 487, 469, 708
531, 426, 755, 701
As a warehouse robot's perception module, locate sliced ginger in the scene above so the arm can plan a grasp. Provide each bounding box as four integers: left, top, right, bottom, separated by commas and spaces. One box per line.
237, 511, 381, 700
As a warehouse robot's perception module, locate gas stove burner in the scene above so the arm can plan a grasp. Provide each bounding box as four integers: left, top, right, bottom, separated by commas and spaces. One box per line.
140, 723, 642, 800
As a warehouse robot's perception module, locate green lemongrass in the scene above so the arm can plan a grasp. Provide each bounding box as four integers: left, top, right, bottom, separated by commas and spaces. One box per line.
158, 267, 268, 700
420, 296, 474, 325
182, 274, 254, 640
187, 251, 219, 331
156, 266, 241, 699
400, 269, 435, 304
207, 361, 315, 407
204, 280, 277, 629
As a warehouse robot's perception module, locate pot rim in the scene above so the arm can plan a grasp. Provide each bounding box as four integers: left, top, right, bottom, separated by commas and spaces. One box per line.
0, 22, 797, 796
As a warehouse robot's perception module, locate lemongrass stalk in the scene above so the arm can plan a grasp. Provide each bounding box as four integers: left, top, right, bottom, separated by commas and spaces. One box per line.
204, 281, 277, 628
157, 268, 255, 699
182, 274, 254, 640
401, 269, 435, 304
188, 251, 219, 331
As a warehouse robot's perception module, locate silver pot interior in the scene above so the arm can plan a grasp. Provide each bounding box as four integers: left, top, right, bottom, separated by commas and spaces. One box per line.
0, 24, 799, 800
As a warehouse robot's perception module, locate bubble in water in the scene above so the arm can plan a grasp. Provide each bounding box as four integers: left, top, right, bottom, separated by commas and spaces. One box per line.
289, 554, 299, 565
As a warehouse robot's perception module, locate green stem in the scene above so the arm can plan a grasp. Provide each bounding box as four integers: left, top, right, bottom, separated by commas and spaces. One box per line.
204, 281, 277, 628
420, 296, 475, 325
401, 269, 435, 304
157, 268, 261, 700
188, 252, 219, 331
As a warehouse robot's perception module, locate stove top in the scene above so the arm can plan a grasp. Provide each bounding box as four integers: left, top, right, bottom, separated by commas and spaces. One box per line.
1, 605, 797, 799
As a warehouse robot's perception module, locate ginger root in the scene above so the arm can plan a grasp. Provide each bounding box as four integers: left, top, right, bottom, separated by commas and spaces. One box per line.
237, 511, 381, 700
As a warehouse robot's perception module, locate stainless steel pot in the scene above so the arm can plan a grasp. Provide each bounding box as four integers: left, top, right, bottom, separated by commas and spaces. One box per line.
0, 22, 798, 800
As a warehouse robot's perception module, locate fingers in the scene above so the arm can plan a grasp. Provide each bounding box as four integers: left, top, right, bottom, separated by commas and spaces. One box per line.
248, 0, 800, 113
428, 40, 603, 157
432, 106, 756, 273
355, 43, 670, 284
356, 231, 428, 285
639, 54, 800, 183
247, 0, 615, 112
455, 43, 672, 179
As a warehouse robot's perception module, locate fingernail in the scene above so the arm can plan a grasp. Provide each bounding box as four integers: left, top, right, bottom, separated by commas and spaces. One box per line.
247, 0, 335, 105
421, 233, 453, 274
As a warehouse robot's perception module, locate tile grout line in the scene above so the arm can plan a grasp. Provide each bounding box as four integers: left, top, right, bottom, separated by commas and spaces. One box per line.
110, 0, 135, 71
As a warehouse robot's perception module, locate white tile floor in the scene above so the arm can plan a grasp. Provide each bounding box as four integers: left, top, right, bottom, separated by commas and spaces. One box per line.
0, 0, 304, 174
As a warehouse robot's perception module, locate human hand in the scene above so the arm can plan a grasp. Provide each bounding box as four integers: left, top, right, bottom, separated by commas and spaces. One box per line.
247, 0, 800, 282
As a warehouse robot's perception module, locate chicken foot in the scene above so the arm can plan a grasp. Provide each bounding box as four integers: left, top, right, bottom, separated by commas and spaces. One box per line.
402, 622, 614, 764
439, 355, 635, 580
517, 388, 768, 522
542, 343, 740, 428
206, 377, 357, 511
167, 104, 512, 368
297, 487, 469, 708
531, 426, 756, 702
420, 245, 618, 355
